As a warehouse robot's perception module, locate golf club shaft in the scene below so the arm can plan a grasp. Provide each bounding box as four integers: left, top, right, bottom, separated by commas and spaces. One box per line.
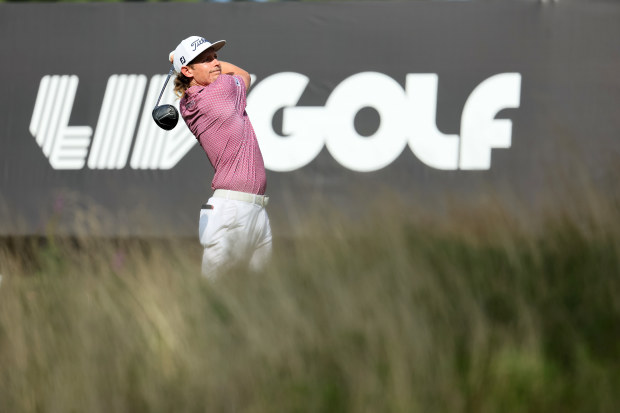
154, 64, 175, 108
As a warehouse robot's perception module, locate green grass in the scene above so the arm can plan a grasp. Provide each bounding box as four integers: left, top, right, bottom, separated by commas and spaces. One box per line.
1, 193, 619, 412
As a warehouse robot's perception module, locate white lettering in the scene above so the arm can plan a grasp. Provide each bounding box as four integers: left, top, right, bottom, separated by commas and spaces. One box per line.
324, 72, 408, 172
30, 72, 522, 172
89, 75, 146, 169
29, 75, 92, 169
248, 72, 521, 172
460, 73, 521, 169
247, 72, 325, 172
406, 74, 460, 170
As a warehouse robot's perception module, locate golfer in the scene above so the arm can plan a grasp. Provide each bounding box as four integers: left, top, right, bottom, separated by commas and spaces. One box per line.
170, 36, 272, 278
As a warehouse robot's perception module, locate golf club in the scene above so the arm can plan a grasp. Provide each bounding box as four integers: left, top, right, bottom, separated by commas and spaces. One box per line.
152, 64, 179, 130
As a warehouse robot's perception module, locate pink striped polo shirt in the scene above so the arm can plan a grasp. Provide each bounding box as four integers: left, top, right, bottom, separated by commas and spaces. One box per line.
180, 74, 267, 195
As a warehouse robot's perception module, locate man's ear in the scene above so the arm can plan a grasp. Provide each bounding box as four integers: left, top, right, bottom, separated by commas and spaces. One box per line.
181, 66, 193, 78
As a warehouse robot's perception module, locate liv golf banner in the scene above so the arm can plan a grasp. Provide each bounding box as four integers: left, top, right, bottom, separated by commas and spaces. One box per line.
0, 1, 619, 237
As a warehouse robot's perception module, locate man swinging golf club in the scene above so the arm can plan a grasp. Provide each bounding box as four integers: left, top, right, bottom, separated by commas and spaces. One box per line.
168, 36, 272, 278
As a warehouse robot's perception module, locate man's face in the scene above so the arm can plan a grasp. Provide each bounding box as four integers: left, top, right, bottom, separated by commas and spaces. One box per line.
182, 49, 221, 86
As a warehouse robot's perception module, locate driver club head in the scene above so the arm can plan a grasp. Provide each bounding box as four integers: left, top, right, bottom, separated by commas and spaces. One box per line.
152, 104, 179, 130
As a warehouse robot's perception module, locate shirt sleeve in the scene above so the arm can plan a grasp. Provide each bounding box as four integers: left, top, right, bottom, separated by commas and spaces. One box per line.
231, 74, 247, 110
232, 74, 248, 93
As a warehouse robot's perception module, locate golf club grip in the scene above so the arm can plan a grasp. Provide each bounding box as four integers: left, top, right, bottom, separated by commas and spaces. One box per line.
154, 64, 175, 108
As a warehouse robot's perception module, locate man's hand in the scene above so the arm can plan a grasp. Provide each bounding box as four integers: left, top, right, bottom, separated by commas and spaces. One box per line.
169, 51, 175, 64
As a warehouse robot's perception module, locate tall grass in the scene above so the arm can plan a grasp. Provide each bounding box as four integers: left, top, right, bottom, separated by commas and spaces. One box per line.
0, 191, 619, 412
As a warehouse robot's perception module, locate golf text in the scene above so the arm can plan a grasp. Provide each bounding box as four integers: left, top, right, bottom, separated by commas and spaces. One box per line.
30, 72, 521, 171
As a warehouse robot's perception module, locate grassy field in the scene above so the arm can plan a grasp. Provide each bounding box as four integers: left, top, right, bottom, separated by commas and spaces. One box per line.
0, 192, 619, 413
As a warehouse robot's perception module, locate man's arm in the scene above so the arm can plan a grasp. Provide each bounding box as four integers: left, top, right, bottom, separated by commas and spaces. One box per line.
220, 61, 251, 91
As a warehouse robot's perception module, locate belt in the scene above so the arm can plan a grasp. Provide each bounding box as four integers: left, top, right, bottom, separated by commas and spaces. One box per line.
213, 189, 269, 207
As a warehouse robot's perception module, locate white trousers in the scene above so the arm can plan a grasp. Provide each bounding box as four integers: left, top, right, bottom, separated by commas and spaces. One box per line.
198, 192, 272, 278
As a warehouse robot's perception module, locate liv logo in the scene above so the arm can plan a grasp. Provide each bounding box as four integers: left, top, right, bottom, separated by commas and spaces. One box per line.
30, 74, 196, 170
30, 75, 93, 169
30, 72, 521, 171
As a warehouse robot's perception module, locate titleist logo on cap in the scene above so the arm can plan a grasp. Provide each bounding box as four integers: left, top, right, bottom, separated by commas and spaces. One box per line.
191, 37, 208, 51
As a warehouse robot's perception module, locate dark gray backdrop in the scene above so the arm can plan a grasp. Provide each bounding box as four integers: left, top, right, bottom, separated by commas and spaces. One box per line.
1, 1, 619, 237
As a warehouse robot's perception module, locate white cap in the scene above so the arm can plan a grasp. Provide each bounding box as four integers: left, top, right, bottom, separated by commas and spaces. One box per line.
172, 36, 226, 73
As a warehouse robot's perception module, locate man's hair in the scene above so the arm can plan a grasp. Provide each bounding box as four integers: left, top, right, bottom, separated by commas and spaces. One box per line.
173, 72, 192, 98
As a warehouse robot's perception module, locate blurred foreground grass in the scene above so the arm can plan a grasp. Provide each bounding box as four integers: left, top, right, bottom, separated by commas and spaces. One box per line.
1, 193, 619, 413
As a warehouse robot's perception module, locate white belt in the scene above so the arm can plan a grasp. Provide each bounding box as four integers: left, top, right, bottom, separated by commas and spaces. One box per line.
213, 189, 269, 207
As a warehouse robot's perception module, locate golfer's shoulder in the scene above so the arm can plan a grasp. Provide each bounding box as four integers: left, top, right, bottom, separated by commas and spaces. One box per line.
213, 75, 244, 98
218, 74, 239, 88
